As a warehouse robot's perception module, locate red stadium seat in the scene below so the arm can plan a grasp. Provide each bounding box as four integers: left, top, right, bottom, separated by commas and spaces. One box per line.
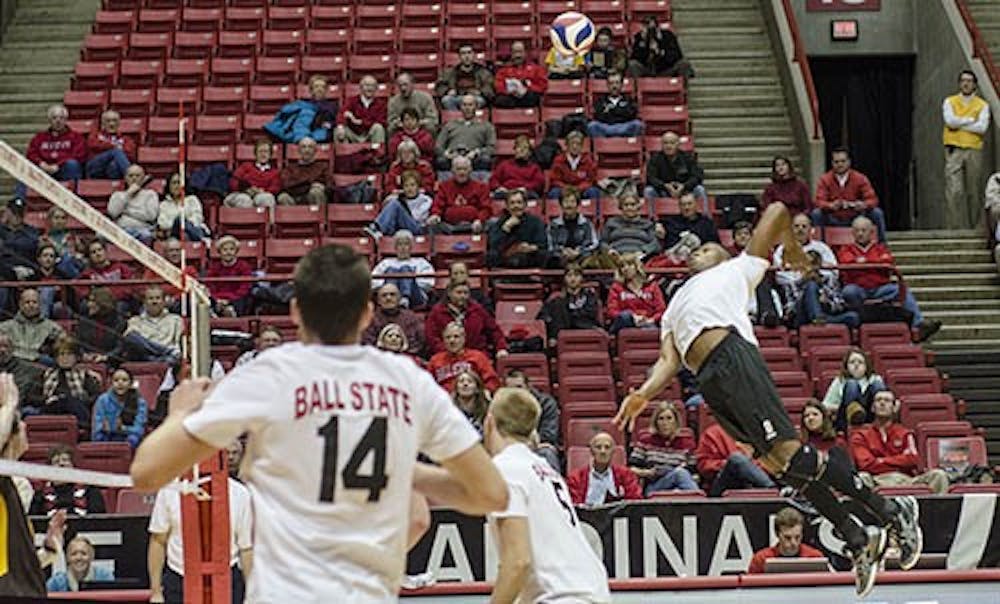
218, 30, 260, 59
496, 352, 551, 393
181, 7, 222, 33
83, 33, 128, 62
885, 367, 943, 396
754, 325, 791, 348
783, 397, 809, 426
445, 25, 489, 53
915, 420, 973, 461
618, 347, 659, 388
301, 55, 347, 85
859, 322, 913, 350
25, 416, 79, 446
137, 146, 180, 179
241, 113, 271, 142
255, 56, 300, 86
154, 87, 199, 117
306, 28, 351, 56
164, 58, 210, 88
637, 77, 686, 106
248, 84, 294, 114
761, 347, 801, 373
223, 6, 265, 32
431, 234, 487, 269
322, 237, 376, 266
116, 489, 157, 514
401, 3, 442, 28
204, 86, 247, 116
192, 115, 240, 146
871, 344, 926, 375
64, 90, 109, 121
396, 53, 441, 83
23, 443, 51, 466
630, 0, 672, 22
187, 144, 233, 171
354, 28, 397, 55
398, 27, 443, 55
348, 55, 394, 83
926, 435, 988, 472
267, 5, 309, 31
805, 345, 850, 380
73, 62, 118, 91
558, 352, 613, 381
593, 137, 643, 170
76, 442, 132, 475
617, 327, 661, 354
639, 105, 690, 136
648, 489, 708, 500
560, 377, 618, 417
118, 59, 163, 90
899, 392, 957, 427
566, 445, 626, 475
146, 116, 186, 147
566, 418, 624, 448
94, 10, 136, 34
138, 8, 179, 33
273, 205, 325, 239
173, 31, 216, 60
127, 32, 172, 61
557, 329, 610, 354
769, 371, 812, 398
262, 29, 304, 57
493, 108, 540, 139
448, 4, 489, 28
267, 238, 320, 273
210, 58, 255, 87
356, 5, 398, 29
581, 0, 626, 23
77, 179, 118, 206
311, 6, 353, 30
326, 203, 378, 237
798, 324, 851, 354
722, 488, 782, 499
823, 226, 854, 248
492, 24, 537, 58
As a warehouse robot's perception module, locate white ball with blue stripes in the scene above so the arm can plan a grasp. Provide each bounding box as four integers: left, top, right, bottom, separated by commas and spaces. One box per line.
549, 11, 596, 57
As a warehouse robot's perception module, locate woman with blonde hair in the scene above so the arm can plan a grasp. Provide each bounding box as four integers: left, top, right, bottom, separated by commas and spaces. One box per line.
605, 251, 666, 334
628, 401, 699, 495
376, 323, 409, 353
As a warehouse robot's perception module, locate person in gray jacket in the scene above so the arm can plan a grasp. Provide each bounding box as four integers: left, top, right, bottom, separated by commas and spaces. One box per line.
547, 188, 598, 267
600, 193, 660, 258
434, 95, 496, 172
108, 164, 159, 244
388, 72, 439, 135
0, 288, 64, 362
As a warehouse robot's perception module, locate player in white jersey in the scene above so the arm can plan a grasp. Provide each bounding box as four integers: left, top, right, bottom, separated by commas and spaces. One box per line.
131, 244, 508, 603
614, 202, 921, 598
482, 388, 611, 604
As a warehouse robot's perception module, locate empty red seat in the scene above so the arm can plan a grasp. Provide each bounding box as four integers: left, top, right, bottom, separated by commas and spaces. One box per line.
116, 489, 157, 514
138, 8, 179, 33
146, 116, 186, 147
859, 322, 913, 350
806, 344, 850, 380
262, 29, 304, 57
640, 105, 690, 136
431, 234, 487, 269
248, 84, 294, 114
301, 55, 347, 85
73, 62, 118, 91
94, 10, 136, 34
871, 344, 926, 375
761, 347, 801, 373
306, 28, 351, 56
267, 5, 309, 31
218, 207, 270, 241
111, 89, 154, 118
241, 113, 271, 142
23, 443, 51, 465
118, 59, 162, 90
618, 348, 659, 388
223, 6, 264, 31
558, 352, 613, 381
348, 55, 394, 82
219, 30, 260, 59
560, 377, 618, 418
76, 442, 132, 475
25, 416, 78, 446
798, 323, 851, 354
823, 226, 853, 247
354, 28, 397, 55
311, 6, 353, 30
447, 4, 489, 28
753, 325, 790, 348
493, 108, 540, 139
356, 4, 398, 29
630, 0, 672, 22
204, 86, 247, 115
326, 203, 377, 237
396, 53, 441, 83
637, 77, 686, 106
593, 137, 643, 170
137, 146, 180, 179
64, 90, 109, 121
885, 367, 942, 396
83, 33, 128, 62
496, 352, 551, 393
581, 0, 626, 24
267, 238, 320, 273
255, 56, 300, 86
899, 392, 957, 427
273, 205, 325, 239
769, 370, 812, 398
164, 58, 209, 88
155, 87, 199, 117
210, 58, 254, 87
181, 7, 222, 32
187, 144, 233, 171
127, 32, 172, 61
77, 179, 118, 206
173, 31, 216, 60
401, 3, 442, 28
557, 329, 610, 354
192, 115, 240, 146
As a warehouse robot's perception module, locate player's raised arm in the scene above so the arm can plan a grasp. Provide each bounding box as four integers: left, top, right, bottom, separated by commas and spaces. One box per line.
748, 202, 807, 270
490, 516, 532, 604
614, 332, 681, 431
414, 445, 509, 516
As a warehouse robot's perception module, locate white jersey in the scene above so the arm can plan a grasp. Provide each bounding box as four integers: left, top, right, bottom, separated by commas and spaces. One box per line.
183, 343, 481, 603
660, 252, 769, 369
489, 443, 611, 604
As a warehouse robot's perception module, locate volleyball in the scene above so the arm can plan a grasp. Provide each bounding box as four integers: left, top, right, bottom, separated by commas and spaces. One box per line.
549, 11, 596, 57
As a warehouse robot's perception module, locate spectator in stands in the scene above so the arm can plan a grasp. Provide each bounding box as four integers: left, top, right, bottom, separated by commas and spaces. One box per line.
436, 44, 495, 110
822, 347, 886, 432
788, 249, 859, 329
43, 206, 81, 265
18, 104, 86, 198
362, 283, 425, 356
644, 131, 707, 209
746, 507, 824, 574
0, 332, 41, 406
838, 216, 941, 342
850, 389, 950, 494
204, 235, 254, 317
108, 164, 159, 244
387, 107, 435, 162
696, 423, 776, 497
728, 221, 753, 255
224, 139, 280, 208
812, 147, 887, 242
486, 189, 547, 268
774, 213, 836, 286
158, 172, 209, 242
29, 445, 106, 517
800, 399, 847, 453
628, 16, 693, 78
547, 188, 599, 266
388, 72, 439, 136
304, 74, 339, 142
502, 370, 561, 471
548, 131, 600, 200
428, 156, 491, 234
429, 322, 500, 394
0, 196, 40, 264
567, 432, 643, 505
600, 192, 660, 257
46, 536, 115, 592
494, 41, 548, 108
92, 367, 148, 449
277, 136, 330, 206
78, 239, 134, 309
762, 156, 812, 215
37, 336, 101, 429
366, 171, 433, 240
425, 280, 507, 356
371, 231, 434, 308
943, 70, 991, 229
431, 260, 493, 311
31, 242, 75, 318
450, 369, 491, 434
490, 134, 545, 199
334, 75, 387, 144
85, 109, 134, 180
234, 324, 282, 367
629, 401, 699, 495
435, 94, 496, 172
76, 287, 125, 364
375, 323, 409, 356
385, 140, 436, 194
0, 287, 63, 362
119, 286, 182, 363
538, 263, 600, 345
585, 27, 626, 79
544, 45, 585, 80
588, 71, 643, 138
605, 252, 666, 334
658, 191, 720, 250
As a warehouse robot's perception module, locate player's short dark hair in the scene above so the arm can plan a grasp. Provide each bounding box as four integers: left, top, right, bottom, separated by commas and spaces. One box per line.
774, 507, 804, 532
294, 244, 371, 345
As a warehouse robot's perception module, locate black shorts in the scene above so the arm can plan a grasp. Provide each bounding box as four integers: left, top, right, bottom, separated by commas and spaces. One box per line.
695, 330, 798, 455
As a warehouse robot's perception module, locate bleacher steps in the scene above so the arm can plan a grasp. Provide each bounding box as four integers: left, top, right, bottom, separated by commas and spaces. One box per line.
933, 349, 1000, 463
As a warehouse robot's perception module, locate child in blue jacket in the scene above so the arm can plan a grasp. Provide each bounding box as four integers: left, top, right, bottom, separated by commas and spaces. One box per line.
92, 368, 147, 449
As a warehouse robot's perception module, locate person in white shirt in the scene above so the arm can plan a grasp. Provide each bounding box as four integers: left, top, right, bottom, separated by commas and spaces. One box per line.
131, 243, 507, 603
772, 213, 836, 288
483, 388, 611, 604
370, 230, 435, 308
615, 202, 921, 598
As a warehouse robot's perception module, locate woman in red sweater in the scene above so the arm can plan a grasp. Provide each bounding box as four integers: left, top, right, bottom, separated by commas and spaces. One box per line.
203, 235, 255, 316
489, 134, 545, 198
385, 140, 436, 194
761, 156, 812, 214
799, 399, 847, 453
606, 252, 666, 334
224, 140, 281, 208
628, 401, 700, 495
547, 131, 600, 200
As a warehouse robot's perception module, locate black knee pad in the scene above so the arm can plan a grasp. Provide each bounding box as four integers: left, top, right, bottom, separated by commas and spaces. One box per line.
782, 443, 823, 487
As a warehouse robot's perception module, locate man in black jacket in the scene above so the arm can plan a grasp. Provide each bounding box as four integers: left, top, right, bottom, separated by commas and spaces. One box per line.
587, 72, 643, 138
644, 131, 708, 211
658, 191, 720, 249
486, 189, 547, 268
628, 16, 694, 78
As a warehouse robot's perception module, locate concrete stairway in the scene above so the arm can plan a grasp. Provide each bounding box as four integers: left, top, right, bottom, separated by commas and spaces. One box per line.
0, 0, 100, 196
934, 350, 1000, 464
966, 0, 1000, 61
669, 0, 802, 195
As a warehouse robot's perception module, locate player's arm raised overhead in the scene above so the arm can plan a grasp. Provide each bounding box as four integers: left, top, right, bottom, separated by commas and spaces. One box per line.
490, 516, 532, 604
748, 202, 808, 270
413, 447, 509, 516
615, 331, 681, 431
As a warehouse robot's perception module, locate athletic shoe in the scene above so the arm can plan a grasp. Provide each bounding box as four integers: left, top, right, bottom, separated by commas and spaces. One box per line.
362, 223, 382, 241
916, 319, 942, 342
889, 495, 923, 571
851, 525, 888, 597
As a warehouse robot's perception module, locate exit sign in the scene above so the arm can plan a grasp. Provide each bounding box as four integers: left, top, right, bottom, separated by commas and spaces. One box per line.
807, 0, 880, 10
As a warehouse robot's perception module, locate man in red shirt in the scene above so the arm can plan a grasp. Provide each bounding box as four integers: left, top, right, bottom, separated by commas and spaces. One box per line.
547, 131, 600, 200
494, 41, 548, 108
696, 423, 776, 496
334, 75, 387, 144
850, 390, 950, 494
747, 507, 825, 573
567, 432, 643, 505
838, 216, 941, 342
811, 147, 887, 241
428, 156, 491, 234
18, 104, 86, 198
85, 110, 135, 180
425, 281, 507, 356
427, 322, 500, 393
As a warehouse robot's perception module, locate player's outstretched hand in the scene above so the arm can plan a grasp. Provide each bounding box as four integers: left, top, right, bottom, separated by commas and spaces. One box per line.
168, 378, 214, 418
614, 391, 649, 432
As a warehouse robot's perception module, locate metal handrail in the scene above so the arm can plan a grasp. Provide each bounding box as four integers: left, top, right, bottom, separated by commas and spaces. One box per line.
955, 0, 1000, 95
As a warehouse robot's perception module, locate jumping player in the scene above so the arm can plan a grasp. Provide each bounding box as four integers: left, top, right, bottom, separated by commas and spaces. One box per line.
131, 245, 509, 602
614, 202, 921, 596
480, 387, 611, 603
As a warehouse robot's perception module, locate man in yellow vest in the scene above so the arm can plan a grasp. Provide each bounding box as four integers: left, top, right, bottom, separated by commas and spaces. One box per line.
943, 70, 992, 229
